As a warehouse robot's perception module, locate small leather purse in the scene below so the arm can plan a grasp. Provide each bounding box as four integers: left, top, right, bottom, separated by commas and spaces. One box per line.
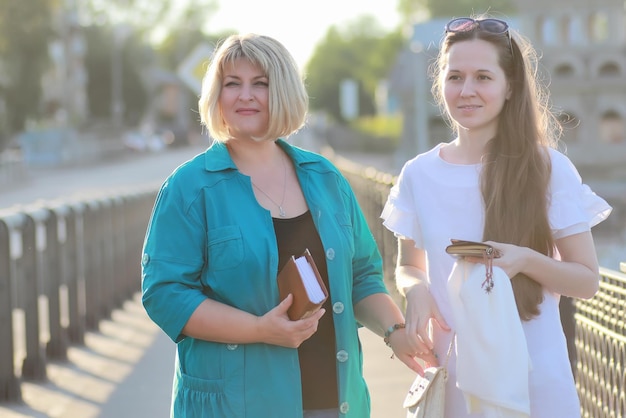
445, 239, 501, 293
445, 239, 499, 258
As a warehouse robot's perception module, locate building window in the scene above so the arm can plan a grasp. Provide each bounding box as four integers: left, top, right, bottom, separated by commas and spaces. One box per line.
598, 62, 621, 77
587, 12, 609, 42
599, 111, 624, 144
555, 63, 575, 78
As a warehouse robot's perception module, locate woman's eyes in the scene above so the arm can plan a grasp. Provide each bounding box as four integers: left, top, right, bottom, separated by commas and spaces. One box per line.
446, 74, 492, 81
224, 81, 268, 87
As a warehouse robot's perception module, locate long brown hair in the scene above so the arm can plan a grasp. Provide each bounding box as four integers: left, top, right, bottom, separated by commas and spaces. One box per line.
431, 17, 562, 320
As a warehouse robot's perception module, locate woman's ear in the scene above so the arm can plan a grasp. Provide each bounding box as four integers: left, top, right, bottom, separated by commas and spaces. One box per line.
506, 83, 512, 100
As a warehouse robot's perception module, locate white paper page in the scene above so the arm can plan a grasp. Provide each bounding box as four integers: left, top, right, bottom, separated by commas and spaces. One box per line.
294, 256, 325, 303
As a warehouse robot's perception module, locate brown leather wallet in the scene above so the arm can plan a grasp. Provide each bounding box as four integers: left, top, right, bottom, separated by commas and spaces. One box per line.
445, 239, 501, 258
445, 239, 501, 293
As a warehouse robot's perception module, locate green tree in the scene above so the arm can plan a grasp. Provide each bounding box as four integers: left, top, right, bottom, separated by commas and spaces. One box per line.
0, 0, 53, 147
156, 27, 228, 72
397, 0, 515, 21
81, 0, 218, 44
82, 24, 153, 124
305, 16, 404, 122
79, 0, 221, 125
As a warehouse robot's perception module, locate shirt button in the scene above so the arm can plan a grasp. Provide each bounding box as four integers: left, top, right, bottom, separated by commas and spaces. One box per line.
226, 344, 238, 351
141, 253, 150, 265
336, 350, 348, 362
326, 248, 335, 260
339, 402, 349, 414
333, 302, 344, 314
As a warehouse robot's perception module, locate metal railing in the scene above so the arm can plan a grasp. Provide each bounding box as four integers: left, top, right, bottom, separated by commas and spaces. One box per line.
575, 267, 626, 417
0, 188, 156, 402
333, 154, 626, 418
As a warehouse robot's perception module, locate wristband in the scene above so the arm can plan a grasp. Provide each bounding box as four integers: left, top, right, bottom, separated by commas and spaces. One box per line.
383, 323, 406, 347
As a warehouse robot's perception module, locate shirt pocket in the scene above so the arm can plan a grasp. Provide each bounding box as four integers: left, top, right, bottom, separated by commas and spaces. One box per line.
173, 367, 244, 417
207, 226, 244, 271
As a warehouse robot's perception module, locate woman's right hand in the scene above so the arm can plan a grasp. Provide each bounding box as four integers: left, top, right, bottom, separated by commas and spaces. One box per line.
257, 294, 326, 348
396, 240, 450, 361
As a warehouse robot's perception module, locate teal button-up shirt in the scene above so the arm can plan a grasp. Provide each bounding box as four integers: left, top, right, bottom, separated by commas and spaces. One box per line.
141, 139, 387, 417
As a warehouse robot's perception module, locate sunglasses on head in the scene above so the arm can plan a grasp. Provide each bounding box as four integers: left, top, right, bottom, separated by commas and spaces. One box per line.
445, 17, 513, 55
445, 17, 508, 34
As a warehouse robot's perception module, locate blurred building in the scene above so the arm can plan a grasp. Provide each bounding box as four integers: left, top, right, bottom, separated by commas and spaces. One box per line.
43, 0, 88, 127
390, 0, 626, 181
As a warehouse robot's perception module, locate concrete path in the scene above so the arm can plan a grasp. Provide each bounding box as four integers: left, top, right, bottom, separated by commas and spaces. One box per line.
0, 292, 416, 418
0, 294, 174, 418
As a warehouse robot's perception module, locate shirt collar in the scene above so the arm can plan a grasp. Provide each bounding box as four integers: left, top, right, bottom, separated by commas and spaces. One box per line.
203, 138, 319, 173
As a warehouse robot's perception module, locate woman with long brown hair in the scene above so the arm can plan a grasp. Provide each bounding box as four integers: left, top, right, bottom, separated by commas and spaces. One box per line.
381, 15, 612, 418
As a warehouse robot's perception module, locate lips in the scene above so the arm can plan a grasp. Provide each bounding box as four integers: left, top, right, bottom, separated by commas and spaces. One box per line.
236, 108, 258, 114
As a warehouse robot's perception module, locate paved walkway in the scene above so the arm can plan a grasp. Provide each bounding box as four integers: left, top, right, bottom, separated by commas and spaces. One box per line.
0, 292, 416, 418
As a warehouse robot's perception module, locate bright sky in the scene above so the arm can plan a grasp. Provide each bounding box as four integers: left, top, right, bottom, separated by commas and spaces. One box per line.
209, 0, 401, 67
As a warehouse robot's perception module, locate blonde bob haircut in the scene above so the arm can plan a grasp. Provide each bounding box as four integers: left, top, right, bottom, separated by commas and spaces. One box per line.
198, 33, 309, 142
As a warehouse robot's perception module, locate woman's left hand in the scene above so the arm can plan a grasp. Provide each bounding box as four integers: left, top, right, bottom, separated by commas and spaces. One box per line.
387, 328, 439, 376
465, 241, 529, 278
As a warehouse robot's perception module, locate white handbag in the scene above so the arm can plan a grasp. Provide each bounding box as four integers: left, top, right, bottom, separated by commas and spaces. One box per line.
403, 337, 454, 418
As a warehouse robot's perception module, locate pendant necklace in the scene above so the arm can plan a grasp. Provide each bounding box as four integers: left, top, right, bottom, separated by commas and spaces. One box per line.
251, 153, 287, 218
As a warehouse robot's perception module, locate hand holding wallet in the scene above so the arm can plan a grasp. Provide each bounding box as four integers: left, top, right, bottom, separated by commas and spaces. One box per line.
445, 239, 501, 293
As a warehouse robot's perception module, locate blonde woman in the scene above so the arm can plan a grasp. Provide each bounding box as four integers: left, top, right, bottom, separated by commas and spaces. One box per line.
142, 33, 418, 418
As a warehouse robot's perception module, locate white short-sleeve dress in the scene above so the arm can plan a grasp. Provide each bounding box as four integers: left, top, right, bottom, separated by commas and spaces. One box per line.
381, 143, 612, 418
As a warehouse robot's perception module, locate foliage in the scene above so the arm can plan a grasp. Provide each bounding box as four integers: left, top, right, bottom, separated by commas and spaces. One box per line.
397, 0, 515, 20
81, 0, 219, 42
305, 16, 405, 123
82, 25, 151, 124
0, 0, 53, 148
351, 114, 402, 152
156, 27, 229, 72
79, 0, 221, 124
352, 114, 402, 141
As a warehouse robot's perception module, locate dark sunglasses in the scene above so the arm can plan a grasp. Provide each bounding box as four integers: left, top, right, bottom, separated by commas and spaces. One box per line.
445, 18, 508, 34
445, 18, 513, 55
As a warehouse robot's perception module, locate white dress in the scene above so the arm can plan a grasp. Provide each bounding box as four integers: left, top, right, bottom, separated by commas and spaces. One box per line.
381, 143, 612, 418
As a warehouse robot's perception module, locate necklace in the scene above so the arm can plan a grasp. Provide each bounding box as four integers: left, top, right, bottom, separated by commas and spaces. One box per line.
251, 153, 287, 217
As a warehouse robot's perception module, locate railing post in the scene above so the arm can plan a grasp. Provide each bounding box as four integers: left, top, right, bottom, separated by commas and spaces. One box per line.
124, 191, 153, 297
66, 202, 85, 344
20, 209, 47, 380
111, 196, 127, 305
98, 197, 115, 318
83, 200, 102, 330
44, 204, 69, 360
0, 212, 23, 402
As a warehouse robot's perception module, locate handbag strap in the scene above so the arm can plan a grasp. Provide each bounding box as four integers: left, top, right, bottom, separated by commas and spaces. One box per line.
441, 332, 455, 369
